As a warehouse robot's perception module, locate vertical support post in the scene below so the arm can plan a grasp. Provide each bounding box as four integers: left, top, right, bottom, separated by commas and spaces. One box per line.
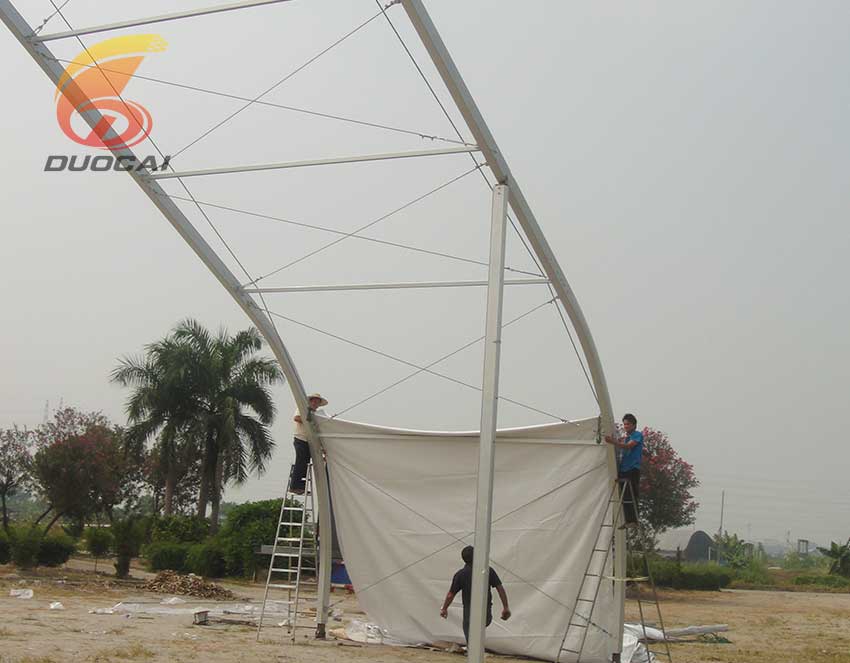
400, 3, 623, 656
467, 184, 509, 663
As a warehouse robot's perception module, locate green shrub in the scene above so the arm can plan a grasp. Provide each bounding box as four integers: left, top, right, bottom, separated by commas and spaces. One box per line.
147, 542, 191, 573
0, 529, 10, 564
151, 516, 209, 544
217, 499, 283, 577
733, 558, 773, 585
9, 526, 41, 569
793, 574, 850, 589
37, 531, 76, 566
186, 541, 227, 578
650, 559, 733, 590
112, 516, 146, 578
84, 527, 114, 558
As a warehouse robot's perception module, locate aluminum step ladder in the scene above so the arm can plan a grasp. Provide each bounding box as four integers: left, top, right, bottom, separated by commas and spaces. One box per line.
256, 461, 318, 642
556, 478, 673, 663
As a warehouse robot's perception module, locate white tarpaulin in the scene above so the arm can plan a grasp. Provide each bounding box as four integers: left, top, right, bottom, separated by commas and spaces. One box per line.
318, 416, 618, 662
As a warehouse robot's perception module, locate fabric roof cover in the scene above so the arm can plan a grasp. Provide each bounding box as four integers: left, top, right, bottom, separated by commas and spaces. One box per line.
317, 415, 617, 662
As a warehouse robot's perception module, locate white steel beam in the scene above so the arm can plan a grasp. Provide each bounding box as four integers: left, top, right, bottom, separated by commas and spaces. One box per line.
467, 184, 509, 663
31, 0, 295, 42
243, 278, 548, 293
0, 0, 334, 639
400, 1, 624, 658
151, 145, 481, 180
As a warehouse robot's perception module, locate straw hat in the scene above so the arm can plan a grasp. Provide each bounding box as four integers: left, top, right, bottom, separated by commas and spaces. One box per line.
308, 393, 328, 407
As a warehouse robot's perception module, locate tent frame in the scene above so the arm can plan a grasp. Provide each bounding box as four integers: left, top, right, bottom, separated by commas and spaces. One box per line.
0, 0, 623, 656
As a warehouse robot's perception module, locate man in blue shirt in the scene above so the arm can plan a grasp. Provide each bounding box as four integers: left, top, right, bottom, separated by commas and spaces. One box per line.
605, 413, 643, 528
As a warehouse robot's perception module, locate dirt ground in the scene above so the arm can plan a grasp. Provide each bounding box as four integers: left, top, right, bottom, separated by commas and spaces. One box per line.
2, 558, 849, 663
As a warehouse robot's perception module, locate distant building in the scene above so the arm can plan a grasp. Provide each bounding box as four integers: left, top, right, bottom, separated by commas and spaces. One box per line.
657, 528, 717, 562
684, 531, 717, 562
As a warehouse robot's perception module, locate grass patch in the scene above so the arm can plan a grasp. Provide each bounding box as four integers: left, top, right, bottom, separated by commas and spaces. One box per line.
87, 642, 154, 662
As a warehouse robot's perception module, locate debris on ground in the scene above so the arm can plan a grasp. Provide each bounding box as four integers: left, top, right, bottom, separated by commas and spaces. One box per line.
141, 571, 235, 600
161, 596, 186, 605
10, 589, 33, 599
49, 602, 65, 610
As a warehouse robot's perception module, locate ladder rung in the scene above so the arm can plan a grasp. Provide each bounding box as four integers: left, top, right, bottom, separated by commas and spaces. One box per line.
282, 507, 304, 511
561, 648, 579, 655
275, 537, 304, 542
272, 551, 300, 556
268, 583, 296, 589
271, 568, 297, 574
575, 598, 594, 603
568, 622, 588, 628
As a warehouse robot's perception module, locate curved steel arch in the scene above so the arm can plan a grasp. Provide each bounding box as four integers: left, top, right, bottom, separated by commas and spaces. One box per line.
1, 0, 621, 653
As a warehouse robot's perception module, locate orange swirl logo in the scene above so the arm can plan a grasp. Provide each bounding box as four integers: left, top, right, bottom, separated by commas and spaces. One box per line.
55, 34, 167, 149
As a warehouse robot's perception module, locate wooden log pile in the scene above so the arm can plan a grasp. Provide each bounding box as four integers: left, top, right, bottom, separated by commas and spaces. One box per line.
141, 571, 235, 600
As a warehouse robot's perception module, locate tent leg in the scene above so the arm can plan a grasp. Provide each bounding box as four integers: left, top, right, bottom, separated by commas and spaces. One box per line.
467, 184, 509, 663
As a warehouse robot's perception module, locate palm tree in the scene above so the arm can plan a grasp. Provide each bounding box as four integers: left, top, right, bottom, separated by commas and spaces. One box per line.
112, 338, 202, 515
170, 320, 282, 532
817, 539, 850, 577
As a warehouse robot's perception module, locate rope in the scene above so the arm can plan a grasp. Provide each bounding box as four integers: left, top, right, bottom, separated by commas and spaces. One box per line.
268, 299, 572, 423
33, 0, 73, 34
247, 164, 483, 286
171, 9, 385, 159
331, 297, 561, 419
45, 2, 288, 369
375, 2, 601, 405
164, 193, 541, 278
48, 56, 473, 148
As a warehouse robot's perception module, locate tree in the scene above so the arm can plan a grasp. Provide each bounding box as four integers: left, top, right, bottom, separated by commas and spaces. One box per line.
0, 426, 34, 531
817, 540, 850, 577
170, 320, 282, 532
714, 531, 749, 569
31, 411, 141, 531
113, 320, 283, 533
632, 426, 699, 550
112, 340, 205, 515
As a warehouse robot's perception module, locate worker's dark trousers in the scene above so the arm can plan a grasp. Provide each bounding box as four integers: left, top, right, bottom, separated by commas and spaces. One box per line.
290, 437, 311, 492
618, 468, 640, 524
462, 609, 493, 644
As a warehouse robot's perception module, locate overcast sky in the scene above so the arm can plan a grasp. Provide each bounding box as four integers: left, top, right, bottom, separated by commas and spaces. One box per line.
1, 1, 848, 546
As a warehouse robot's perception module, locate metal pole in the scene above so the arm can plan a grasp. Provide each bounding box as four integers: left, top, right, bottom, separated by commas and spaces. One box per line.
0, 0, 333, 637
32, 0, 297, 42
400, 2, 624, 656
150, 145, 480, 179
244, 277, 548, 293
467, 184, 508, 663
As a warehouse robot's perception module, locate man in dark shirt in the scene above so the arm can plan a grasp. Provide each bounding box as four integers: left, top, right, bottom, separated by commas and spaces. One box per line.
440, 545, 511, 644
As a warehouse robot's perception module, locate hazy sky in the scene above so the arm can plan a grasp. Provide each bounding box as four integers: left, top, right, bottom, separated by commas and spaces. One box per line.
1, 1, 848, 546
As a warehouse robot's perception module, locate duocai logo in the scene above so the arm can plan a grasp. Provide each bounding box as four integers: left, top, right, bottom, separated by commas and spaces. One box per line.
46, 34, 171, 172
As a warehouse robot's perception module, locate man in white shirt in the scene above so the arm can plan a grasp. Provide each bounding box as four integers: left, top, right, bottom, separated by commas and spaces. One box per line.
290, 393, 328, 495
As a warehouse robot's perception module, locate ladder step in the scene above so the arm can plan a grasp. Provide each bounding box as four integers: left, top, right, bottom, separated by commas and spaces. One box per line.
575, 598, 594, 603
268, 583, 297, 589
275, 537, 305, 542
271, 568, 297, 574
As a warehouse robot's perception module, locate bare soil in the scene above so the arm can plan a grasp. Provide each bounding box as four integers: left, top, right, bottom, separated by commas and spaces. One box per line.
1, 558, 848, 663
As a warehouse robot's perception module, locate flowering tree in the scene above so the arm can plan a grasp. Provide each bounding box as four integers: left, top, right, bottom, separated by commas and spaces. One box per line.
634, 426, 699, 550
0, 426, 34, 531
31, 409, 142, 531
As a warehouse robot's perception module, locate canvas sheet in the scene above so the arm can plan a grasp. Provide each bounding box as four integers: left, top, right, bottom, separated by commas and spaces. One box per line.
317, 416, 618, 662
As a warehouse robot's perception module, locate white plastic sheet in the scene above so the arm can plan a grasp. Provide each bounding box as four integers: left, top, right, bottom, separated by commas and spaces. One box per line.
318, 416, 617, 661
